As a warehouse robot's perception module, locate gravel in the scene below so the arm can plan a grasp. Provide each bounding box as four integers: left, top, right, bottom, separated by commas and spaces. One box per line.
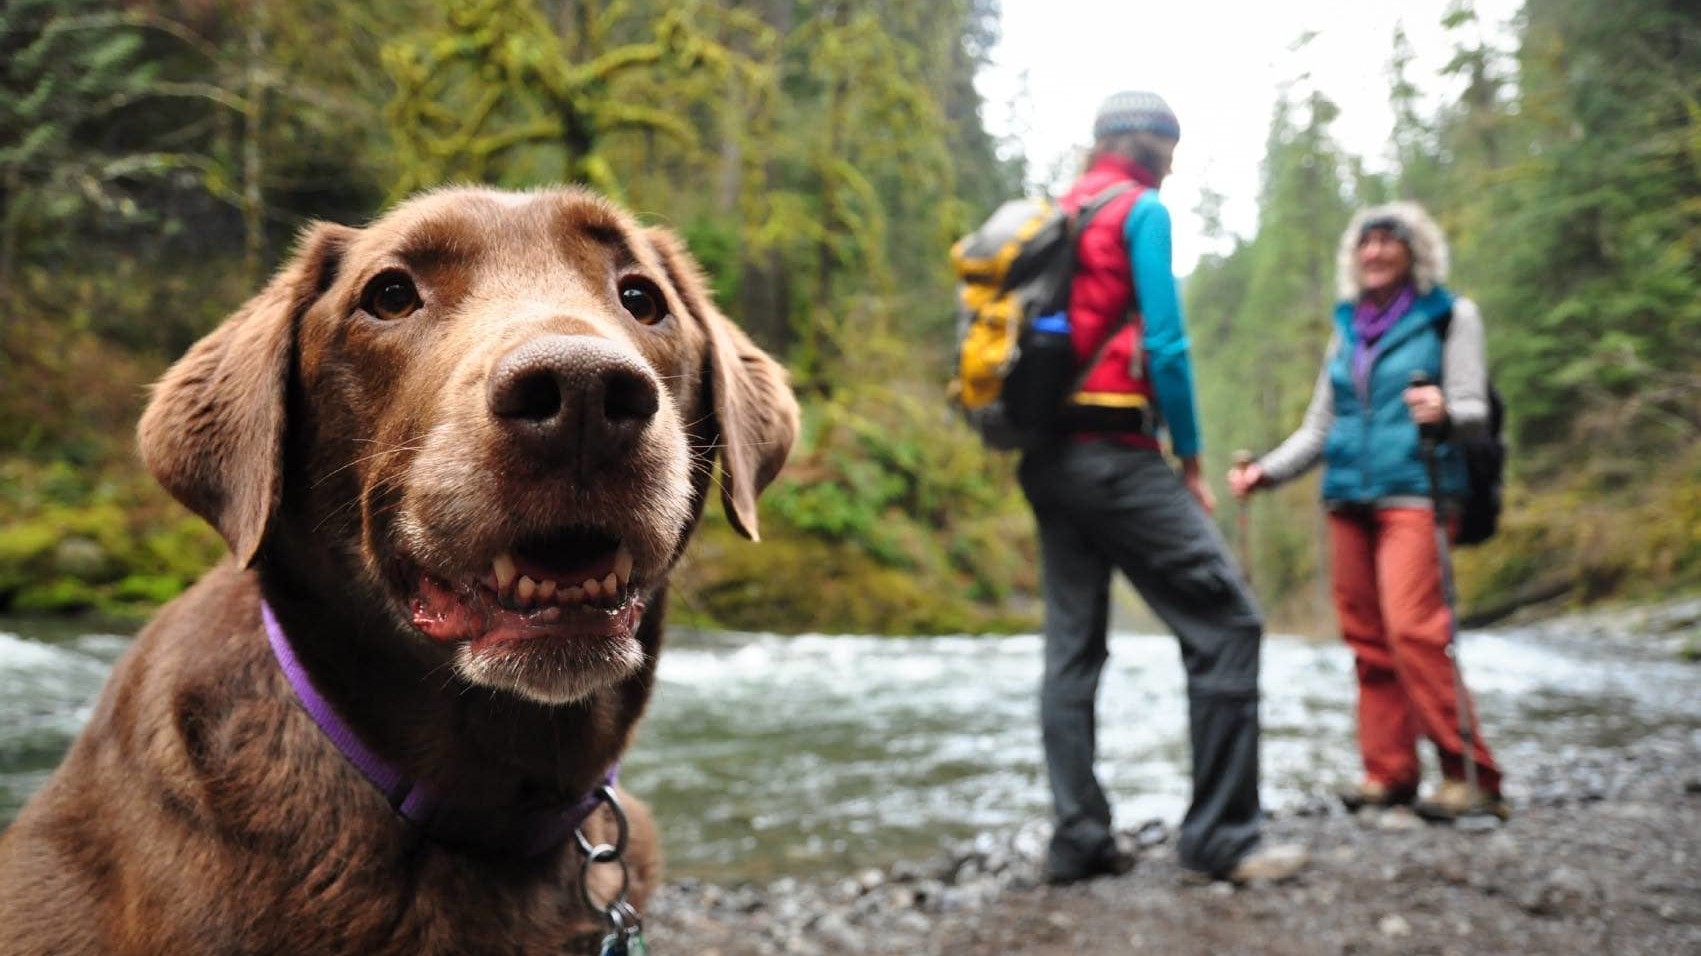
642, 722, 1699, 956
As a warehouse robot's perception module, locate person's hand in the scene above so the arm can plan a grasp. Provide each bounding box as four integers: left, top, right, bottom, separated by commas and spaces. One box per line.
1403, 384, 1446, 426
1227, 461, 1265, 500
1180, 457, 1216, 515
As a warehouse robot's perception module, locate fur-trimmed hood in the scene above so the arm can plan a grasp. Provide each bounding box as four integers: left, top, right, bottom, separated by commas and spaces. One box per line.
1335, 201, 1450, 302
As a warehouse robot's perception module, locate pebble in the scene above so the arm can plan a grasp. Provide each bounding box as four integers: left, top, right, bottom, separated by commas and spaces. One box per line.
1134, 819, 1169, 847
1379, 914, 1413, 938
1376, 807, 1426, 830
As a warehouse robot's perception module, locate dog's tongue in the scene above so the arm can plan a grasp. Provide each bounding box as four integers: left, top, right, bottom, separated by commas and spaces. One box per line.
411, 576, 485, 641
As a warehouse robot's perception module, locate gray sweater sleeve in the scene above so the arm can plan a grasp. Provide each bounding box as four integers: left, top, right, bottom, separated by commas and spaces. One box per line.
1441, 297, 1489, 438
1258, 333, 1338, 487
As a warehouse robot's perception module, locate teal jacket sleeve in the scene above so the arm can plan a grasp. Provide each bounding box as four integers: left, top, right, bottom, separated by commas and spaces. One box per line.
1124, 190, 1202, 457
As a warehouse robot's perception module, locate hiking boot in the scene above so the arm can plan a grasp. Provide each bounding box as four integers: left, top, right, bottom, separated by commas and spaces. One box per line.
1184, 843, 1309, 885
1338, 779, 1418, 813
1413, 780, 1510, 823
1044, 848, 1136, 886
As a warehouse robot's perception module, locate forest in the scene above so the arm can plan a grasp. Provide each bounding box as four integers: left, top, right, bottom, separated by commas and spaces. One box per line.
2, 0, 1697, 634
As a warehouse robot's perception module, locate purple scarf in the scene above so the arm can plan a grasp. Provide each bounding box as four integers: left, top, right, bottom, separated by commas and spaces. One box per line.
1350, 284, 1415, 402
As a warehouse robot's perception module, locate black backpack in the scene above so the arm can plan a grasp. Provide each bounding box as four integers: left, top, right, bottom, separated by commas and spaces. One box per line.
1441, 312, 1506, 546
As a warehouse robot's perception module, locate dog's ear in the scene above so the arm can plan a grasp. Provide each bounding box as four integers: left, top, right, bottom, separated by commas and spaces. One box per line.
704, 312, 800, 541
644, 227, 799, 541
139, 223, 354, 567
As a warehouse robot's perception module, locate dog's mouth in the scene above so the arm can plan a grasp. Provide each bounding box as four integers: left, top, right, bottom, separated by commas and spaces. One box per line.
406, 528, 644, 649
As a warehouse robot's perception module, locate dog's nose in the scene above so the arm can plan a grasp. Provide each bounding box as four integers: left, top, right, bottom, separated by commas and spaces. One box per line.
488, 335, 660, 466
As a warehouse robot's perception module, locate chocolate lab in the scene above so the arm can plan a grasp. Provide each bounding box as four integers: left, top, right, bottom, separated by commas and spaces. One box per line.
0, 187, 798, 954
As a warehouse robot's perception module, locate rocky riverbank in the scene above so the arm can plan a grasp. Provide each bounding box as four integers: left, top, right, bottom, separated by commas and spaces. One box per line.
644, 729, 1699, 955
642, 598, 1701, 955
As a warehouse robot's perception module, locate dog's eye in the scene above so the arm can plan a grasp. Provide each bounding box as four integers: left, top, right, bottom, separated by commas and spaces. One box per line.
617, 277, 668, 325
361, 273, 422, 321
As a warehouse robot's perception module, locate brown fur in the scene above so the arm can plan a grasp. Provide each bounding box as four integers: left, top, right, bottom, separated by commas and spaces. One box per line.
0, 187, 799, 955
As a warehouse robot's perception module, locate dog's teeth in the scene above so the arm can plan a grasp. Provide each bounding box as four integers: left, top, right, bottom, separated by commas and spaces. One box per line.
563, 586, 586, 604
583, 577, 602, 599
602, 572, 618, 596
536, 605, 562, 623
493, 552, 518, 589
536, 578, 557, 602
517, 575, 537, 605
614, 546, 634, 585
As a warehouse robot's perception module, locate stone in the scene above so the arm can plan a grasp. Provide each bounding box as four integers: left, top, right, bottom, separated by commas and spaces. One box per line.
1134, 819, 1169, 848
1378, 914, 1413, 938
1376, 807, 1426, 831
51, 536, 110, 580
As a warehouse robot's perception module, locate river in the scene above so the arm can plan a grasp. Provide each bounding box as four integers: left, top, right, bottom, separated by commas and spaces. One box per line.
2, 607, 1697, 882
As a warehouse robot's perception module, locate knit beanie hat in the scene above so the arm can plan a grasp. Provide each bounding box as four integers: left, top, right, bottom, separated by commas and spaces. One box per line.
1092, 90, 1180, 142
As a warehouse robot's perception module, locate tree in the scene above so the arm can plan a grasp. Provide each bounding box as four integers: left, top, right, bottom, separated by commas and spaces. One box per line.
1188, 81, 1354, 618
1468, 0, 1701, 460
382, 0, 767, 201
0, 0, 154, 307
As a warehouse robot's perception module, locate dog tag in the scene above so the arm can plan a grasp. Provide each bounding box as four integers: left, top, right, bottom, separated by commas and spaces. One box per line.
598, 928, 648, 956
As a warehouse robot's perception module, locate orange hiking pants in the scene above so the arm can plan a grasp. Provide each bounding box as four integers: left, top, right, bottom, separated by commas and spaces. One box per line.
1329, 507, 1502, 794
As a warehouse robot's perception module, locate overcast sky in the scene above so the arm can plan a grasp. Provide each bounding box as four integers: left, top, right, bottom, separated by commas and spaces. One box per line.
978, 0, 1523, 274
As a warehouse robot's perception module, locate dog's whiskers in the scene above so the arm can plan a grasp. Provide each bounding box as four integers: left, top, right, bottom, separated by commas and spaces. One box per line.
312, 438, 430, 490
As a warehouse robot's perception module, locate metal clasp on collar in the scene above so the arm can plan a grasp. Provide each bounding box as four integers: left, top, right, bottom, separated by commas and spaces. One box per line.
575, 786, 649, 955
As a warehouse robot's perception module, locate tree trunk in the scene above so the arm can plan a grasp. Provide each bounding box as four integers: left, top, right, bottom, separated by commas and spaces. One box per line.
730, 0, 796, 354
738, 249, 791, 353
242, 6, 267, 287
0, 164, 20, 325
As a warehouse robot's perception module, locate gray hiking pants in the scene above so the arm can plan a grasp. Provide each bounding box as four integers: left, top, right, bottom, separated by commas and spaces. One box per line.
1019, 441, 1265, 876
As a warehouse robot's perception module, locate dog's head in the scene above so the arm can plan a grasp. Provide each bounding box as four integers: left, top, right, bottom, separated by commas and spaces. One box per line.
139, 187, 798, 705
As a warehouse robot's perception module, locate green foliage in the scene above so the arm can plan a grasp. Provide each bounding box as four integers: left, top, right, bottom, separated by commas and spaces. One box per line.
751, 320, 1038, 626
8, 0, 1691, 635
1437, 0, 1700, 463
0, 458, 225, 616
0, 0, 1028, 634
0, 0, 154, 286
382, 0, 768, 199
671, 508, 1037, 636
1188, 88, 1358, 619
1454, 442, 1701, 615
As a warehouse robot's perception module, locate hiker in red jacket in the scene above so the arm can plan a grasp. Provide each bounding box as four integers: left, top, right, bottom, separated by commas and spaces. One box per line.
1021, 91, 1306, 885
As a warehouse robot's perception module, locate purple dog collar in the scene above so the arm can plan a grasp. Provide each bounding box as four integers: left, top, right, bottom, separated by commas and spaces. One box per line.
261, 599, 616, 857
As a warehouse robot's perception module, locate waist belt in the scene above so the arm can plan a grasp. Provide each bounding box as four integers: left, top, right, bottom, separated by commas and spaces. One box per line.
1058, 391, 1155, 436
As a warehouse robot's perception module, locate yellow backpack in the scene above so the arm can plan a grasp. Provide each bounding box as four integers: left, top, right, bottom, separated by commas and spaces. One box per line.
948, 184, 1133, 450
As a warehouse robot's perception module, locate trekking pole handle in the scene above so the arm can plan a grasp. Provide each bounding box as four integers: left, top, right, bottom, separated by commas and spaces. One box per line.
1230, 448, 1257, 489
1407, 371, 1444, 446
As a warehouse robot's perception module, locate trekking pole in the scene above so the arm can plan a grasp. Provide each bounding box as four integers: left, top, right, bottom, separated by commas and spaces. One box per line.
1232, 449, 1255, 586
1409, 371, 1498, 832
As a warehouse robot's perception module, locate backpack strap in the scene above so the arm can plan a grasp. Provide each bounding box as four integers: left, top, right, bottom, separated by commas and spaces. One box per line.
1067, 182, 1141, 389
1068, 311, 1128, 393
1071, 182, 1137, 230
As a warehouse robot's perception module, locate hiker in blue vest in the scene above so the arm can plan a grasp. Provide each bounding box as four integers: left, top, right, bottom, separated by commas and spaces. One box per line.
1020, 90, 1307, 885
1228, 201, 1507, 822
